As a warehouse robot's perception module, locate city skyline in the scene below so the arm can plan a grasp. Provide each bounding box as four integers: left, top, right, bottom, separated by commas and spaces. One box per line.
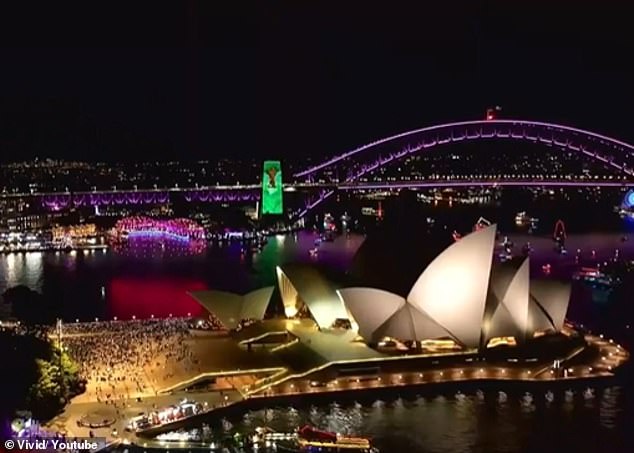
1, 4, 633, 451
1, 3, 634, 162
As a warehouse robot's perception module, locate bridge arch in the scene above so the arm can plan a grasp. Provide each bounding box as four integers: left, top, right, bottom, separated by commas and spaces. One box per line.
292, 119, 634, 219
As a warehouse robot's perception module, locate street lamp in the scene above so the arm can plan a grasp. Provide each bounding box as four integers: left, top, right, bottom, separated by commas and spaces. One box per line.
56, 318, 65, 395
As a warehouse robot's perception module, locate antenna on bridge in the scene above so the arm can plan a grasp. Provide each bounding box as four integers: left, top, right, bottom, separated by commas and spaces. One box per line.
485, 106, 502, 121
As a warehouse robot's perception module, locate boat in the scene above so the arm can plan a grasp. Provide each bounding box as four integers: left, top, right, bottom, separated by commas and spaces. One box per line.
515, 211, 540, 227
572, 267, 616, 288
498, 251, 513, 262
251, 425, 378, 452
555, 245, 568, 255
297, 425, 378, 452
573, 267, 601, 280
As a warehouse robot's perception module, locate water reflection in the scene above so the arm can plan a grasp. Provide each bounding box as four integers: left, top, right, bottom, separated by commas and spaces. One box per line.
108, 277, 207, 319
189, 388, 627, 453
600, 387, 620, 429
110, 236, 207, 259
1, 252, 44, 291
0, 232, 365, 321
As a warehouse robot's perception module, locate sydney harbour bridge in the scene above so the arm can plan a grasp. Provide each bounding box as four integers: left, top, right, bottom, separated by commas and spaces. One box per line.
7, 119, 634, 219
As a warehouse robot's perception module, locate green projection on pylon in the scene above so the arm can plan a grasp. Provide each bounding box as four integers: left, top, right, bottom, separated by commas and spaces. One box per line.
261, 160, 283, 215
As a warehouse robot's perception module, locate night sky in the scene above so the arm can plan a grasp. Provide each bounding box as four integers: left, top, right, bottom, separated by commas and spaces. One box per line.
1, 2, 633, 162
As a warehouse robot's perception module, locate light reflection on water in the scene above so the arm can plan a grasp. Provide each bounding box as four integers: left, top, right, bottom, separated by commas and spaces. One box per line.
1, 229, 632, 451
0, 232, 365, 320
177, 387, 630, 453
0, 251, 44, 291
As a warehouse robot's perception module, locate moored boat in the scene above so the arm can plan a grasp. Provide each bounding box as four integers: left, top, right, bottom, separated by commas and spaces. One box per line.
297, 425, 378, 452
251, 425, 378, 452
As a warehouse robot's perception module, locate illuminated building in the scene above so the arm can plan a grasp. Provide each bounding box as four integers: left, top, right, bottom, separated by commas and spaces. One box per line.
276, 264, 350, 328
184, 225, 624, 397
189, 287, 274, 329
52, 224, 97, 241
340, 225, 571, 351
191, 225, 570, 353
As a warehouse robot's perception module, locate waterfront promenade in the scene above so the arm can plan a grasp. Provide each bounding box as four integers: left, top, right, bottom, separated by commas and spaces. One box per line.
43, 318, 628, 448
251, 332, 627, 399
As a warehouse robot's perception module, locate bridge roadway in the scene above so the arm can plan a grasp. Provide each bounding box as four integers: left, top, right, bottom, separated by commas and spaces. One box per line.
337, 178, 634, 190
2, 177, 634, 199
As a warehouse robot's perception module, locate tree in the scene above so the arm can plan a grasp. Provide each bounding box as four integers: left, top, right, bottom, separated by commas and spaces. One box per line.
0, 330, 83, 421
27, 346, 84, 420
28, 359, 64, 419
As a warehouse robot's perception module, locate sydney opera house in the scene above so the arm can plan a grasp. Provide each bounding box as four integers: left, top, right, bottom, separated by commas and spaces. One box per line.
192, 225, 576, 369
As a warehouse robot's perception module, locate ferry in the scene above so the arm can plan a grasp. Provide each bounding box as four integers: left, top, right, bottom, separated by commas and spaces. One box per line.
501, 235, 514, 249
251, 425, 378, 452
542, 263, 551, 275
297, 425, 377, 452
498, 251, 513, 262
515, 211, 539, 227
572, 267, 615, 288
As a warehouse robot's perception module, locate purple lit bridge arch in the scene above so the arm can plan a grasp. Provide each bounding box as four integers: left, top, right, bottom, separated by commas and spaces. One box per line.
292, 119, 634, 219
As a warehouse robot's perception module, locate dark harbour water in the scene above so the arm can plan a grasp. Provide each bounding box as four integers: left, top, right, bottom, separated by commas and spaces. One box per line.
110, 383, 634, 453
0, 232, 365, 321
3, 200, 634, 452
203, 384, 634, 453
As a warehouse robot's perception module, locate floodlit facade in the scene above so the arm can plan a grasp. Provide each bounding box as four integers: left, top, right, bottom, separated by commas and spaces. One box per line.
337, 288, 405, 341
529, 279, 571, 331
192, 225, 571, 349
407, 225, 497, 348
338, 225, 572, 350
276, 264, 350, 329
483, 257, 530, 345
190, 287, 274, 329
338, 287, 453, 344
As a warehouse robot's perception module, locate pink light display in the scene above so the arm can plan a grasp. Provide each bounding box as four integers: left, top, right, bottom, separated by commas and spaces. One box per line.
113, 216, 206, 241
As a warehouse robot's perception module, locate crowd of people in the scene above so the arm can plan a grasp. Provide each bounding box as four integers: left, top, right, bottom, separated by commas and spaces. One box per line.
60, 318, 205, 405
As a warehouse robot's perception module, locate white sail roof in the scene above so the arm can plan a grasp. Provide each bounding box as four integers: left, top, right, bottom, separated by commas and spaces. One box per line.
275, 225, 572, 350
530, 280, 571, 331
190, 287, 274, 329
406, 225, 497, 348
500, 258, 530, 336
337, 288, 405, 341
276, 264, 350, 329
528, 297, 556, 332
